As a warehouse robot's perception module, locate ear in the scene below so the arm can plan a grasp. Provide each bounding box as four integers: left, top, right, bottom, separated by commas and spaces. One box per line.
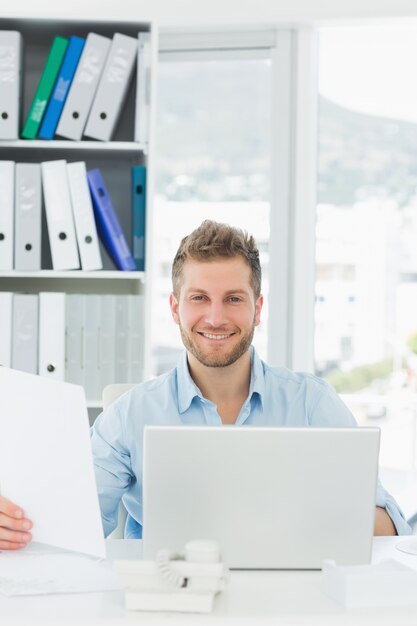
169, 292, 180, 325
254, 294, 263, 327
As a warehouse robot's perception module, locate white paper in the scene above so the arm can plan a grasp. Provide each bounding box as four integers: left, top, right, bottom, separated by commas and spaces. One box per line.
0, 546, 120, 596
322, 558, 417, 608
0, 367, 106, 558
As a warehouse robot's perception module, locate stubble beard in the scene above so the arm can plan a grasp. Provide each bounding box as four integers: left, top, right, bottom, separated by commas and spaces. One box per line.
179, 319, 255, 368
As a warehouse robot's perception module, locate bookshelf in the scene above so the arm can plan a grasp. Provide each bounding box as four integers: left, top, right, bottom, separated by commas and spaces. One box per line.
0, 16, 156, 413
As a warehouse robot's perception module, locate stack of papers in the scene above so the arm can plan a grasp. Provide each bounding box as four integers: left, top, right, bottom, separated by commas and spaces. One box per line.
322, 558, 417, 608
0, 368, 112, 597
0, 546, 120, 596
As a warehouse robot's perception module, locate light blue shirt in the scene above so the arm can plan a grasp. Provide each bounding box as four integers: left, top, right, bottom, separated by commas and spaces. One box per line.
91, 347, 411, 538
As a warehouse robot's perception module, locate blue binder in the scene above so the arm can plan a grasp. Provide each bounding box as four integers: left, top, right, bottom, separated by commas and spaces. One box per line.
131, 166, 147, 272
87, 168, 136, 271
38, 36, 85, 140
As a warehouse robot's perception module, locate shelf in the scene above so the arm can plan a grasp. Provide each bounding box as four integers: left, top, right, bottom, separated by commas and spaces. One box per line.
0, 270, 144, 280
87, 401, 103, 410
0, 140, 147, 153
0, 271, 145, 295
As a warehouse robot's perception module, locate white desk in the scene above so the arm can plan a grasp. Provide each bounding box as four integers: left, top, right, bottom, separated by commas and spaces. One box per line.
1, 537, 417, 625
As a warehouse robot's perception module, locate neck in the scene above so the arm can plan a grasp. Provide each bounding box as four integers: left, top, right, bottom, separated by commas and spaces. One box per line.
187, 350, 252, 422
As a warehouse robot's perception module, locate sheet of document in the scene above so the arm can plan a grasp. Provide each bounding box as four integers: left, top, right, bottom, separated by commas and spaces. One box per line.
0, 367, 106, 558
0, 544, 121, 596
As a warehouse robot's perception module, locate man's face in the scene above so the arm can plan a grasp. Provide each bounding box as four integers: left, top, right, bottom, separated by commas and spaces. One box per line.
170, 257, 263, 368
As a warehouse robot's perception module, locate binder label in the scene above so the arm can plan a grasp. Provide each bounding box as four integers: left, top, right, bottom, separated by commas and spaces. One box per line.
32, 99, 47, 122
54, 77, 70, 101
107, 47, 131, 83
0, 44, 17, 83
133, 236, 144, 258
20, 184, 37, 211
78, 48, 103, 83
116, 234, 132, 259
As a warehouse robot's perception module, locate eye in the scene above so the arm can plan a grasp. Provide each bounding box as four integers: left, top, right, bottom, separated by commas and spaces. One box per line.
228, 296, 242, 303
190, 295, 206, 301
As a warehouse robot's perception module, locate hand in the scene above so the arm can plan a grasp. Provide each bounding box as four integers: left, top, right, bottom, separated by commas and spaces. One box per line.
0, 496, 32, 550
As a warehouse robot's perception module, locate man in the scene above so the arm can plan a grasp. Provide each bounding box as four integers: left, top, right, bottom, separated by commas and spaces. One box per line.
0, 220, 411, 549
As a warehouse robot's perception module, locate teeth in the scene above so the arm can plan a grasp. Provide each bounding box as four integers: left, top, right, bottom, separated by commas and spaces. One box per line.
202, 333, 232, 340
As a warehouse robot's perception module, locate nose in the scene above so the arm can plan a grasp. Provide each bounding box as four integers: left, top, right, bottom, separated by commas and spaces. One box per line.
204, 300, 227, 328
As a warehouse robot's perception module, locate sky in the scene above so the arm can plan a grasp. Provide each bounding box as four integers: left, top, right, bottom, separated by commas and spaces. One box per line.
319, 21, 417, 124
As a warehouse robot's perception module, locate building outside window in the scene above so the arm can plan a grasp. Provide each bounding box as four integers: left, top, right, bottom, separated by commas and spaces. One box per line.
316, 23, 417, 512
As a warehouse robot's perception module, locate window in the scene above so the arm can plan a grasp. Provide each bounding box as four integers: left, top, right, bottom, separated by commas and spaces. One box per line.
316, 23, 417, 510
151, 43, 271, 375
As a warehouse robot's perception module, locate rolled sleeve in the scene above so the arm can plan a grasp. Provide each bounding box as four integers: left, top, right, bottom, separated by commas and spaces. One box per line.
311, 381, 412, 535
376, 480, 412, 535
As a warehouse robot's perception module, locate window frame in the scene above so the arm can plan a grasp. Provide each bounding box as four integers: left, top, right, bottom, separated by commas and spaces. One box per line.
154, 26, 318, 371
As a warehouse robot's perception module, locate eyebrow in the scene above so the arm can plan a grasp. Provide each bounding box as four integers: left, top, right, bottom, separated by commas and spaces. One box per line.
186, 288, 250, 295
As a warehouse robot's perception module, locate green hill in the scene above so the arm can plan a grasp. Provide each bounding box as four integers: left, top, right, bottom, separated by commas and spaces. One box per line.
155, 60, 417, 206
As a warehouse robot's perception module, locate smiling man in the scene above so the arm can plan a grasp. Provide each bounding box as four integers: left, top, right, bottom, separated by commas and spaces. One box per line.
0, 220, 411, 549
170, 252, 263, 425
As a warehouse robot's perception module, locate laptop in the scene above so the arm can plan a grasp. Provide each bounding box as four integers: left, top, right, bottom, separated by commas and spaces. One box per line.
142, 426, 380, 569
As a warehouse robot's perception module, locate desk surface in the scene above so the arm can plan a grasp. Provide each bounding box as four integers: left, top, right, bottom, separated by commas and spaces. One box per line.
2, 537, 417, 625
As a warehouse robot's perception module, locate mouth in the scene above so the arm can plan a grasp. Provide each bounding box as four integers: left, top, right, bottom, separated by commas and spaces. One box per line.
197, 332, 236, 341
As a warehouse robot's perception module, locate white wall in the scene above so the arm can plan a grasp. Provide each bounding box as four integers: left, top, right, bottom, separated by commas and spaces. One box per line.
3, 0, 417, 26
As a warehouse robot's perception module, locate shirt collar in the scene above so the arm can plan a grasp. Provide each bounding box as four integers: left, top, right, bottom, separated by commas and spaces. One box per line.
176, 351, 202, 413
248, 346, 265, 411
176, 346, 266, 414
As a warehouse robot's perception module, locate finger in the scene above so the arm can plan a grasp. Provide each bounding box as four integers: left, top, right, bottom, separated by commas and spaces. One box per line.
0, 528, 31, 544
0, 540, 27, 551
0, 513, 32, 532
0, 496, 24, 519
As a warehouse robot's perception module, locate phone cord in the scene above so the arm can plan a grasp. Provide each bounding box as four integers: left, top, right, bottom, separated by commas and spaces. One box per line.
156, 549, 186, 588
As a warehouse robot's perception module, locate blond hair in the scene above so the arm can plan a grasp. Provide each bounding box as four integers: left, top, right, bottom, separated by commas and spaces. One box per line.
172, 220, 261, 297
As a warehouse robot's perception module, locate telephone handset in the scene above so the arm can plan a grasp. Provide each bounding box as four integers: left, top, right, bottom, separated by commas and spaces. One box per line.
114, 540, 229, 613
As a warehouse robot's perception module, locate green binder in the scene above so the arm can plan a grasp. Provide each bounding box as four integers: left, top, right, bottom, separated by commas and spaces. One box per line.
21, 36, 68, 140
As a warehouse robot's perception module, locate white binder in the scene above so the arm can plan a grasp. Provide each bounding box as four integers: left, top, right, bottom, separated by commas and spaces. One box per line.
0, 161, 14, 270
84, 33, 137, 141
0, 31, 22, 140
114, 296, 129, 383
38, 292, 65, 380
11, 293, 39, 375
134, 32, 151, 146
56, 32, 111, 141
41, 160, 80, 271
0, 292, 13, 367
67, 161, 103, 271
127, 294, 144, 383
99, 294, 116, 393
14, 163, 42, 271
83, 294, 101, 402
65, 293, 84, 386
